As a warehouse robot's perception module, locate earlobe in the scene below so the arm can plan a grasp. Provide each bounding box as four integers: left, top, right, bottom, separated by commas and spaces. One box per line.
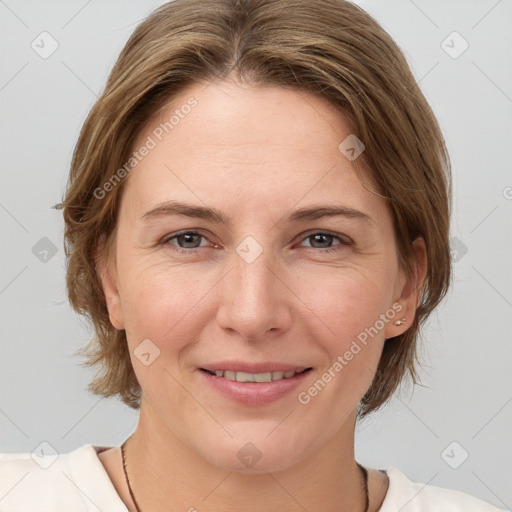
385, 237, 427, 338
96, 237, 125, 330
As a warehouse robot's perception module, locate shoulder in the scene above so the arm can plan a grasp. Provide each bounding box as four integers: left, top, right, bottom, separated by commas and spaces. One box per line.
379, 467, 506, 512
0, 444, 127, 511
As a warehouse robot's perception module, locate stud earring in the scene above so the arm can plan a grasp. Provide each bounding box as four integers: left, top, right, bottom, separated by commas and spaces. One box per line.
394, 318, 406, 326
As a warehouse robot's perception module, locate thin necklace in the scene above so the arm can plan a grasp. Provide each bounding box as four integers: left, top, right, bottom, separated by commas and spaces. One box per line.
121, 440, 142, 512
121, 440, 369, 512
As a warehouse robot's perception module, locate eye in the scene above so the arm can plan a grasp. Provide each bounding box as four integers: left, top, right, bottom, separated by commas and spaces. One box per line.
160, 229, 351, 255
161, 230, 214, 253
298, 231, 351, 253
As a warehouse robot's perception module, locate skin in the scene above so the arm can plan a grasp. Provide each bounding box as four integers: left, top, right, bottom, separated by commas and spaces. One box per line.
97, 78, 427, 512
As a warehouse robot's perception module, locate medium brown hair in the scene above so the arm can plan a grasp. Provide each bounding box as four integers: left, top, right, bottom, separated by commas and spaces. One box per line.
62, 0, 451, 417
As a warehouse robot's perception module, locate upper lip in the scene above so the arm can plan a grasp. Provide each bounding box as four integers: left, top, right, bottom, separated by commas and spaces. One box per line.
199, 361, 313, 374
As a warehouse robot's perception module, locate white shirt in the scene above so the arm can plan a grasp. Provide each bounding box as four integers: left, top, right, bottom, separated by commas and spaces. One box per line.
0, 444, 505, 511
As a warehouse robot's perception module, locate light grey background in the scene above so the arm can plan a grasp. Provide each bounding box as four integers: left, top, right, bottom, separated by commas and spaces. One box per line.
1, 0, 511, 509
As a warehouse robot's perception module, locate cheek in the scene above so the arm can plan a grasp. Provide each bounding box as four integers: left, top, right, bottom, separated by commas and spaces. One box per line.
117, 261, 218, 409
119, 260, 214, 347
294, 267, 395, 404
298, 264, 395, 342
119, 253, 396, 357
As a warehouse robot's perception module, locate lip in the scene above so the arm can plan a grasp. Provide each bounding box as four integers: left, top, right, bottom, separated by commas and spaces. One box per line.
199, 361, 311, 373
197, 366, 313, 406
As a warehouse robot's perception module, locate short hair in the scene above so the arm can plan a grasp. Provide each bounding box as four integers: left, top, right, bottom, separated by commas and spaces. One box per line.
62, 0, 451, 417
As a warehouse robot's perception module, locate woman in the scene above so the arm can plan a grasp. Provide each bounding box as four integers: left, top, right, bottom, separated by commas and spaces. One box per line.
0, 0, 504, 510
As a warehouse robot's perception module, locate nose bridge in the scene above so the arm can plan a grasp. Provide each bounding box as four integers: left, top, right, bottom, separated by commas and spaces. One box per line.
216, 236, 292, 337
233, 239, 282, 307
236, 244, 277, 299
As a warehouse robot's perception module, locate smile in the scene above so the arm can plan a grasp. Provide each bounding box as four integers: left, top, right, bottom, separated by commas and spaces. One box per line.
200, 368, 312, 382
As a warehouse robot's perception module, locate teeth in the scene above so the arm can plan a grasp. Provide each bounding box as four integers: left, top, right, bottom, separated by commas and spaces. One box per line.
253, 372, 272, 382
208, 369, 306, 382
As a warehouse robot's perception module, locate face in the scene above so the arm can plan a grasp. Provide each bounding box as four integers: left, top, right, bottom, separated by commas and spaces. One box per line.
100, 79, 424, 473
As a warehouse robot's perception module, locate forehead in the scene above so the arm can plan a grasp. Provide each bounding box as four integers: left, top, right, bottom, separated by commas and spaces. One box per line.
122, 80, 386, 223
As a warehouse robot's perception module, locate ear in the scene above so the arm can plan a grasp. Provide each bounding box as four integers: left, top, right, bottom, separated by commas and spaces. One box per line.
96, 235, 125, 330
384, 236, 427, 338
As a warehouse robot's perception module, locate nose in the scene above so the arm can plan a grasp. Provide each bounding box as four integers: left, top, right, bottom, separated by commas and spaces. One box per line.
215, 246, 293, 341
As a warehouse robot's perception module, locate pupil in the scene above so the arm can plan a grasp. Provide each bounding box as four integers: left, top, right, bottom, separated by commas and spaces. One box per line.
180, 233, 199, 248
312, 234, 332, 248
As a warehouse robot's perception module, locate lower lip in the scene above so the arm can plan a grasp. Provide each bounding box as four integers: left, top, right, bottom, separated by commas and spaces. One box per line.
197, 369, 312, 405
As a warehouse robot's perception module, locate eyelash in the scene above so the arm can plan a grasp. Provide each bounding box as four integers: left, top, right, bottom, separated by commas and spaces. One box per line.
160, 230, 352, 255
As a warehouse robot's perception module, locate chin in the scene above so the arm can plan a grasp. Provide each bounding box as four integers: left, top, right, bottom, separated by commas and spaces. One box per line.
195, 428, 313, 474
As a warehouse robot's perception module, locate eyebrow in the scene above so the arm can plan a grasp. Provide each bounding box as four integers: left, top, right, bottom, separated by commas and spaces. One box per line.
140, 200, 373, 225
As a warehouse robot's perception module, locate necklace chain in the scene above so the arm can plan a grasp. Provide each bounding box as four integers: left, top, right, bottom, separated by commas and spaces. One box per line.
121, 440, 369, 512
121, 440, 143, 512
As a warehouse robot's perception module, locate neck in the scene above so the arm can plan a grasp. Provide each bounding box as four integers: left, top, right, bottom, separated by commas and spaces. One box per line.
124, 399, 367, 512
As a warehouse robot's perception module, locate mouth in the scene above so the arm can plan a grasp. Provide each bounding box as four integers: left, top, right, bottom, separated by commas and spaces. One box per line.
199, 367, 313, 383
198, 364, 314, 405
